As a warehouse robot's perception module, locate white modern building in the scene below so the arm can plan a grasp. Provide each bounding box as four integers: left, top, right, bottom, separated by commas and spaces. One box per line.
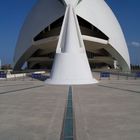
14, 0, 130, 84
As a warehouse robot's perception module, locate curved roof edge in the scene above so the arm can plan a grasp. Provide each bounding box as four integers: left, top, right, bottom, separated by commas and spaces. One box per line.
14, 0, 65, 67
75, 0, 130, 71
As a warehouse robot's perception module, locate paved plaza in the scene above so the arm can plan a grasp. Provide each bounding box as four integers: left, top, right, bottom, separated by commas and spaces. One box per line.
0, 74, 140, 140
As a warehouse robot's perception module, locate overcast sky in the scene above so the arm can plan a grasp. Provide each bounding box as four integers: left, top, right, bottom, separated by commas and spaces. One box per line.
0, 0, 140, 65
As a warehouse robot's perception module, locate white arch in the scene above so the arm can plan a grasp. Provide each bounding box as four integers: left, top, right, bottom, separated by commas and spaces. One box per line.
14, 0, 130, 71
75, 0, 130, 70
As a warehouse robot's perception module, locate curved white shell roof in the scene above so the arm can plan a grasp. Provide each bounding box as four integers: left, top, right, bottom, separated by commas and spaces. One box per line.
14, 0, 130, 71
14, 0, 66, 69
75, 0, 130, 70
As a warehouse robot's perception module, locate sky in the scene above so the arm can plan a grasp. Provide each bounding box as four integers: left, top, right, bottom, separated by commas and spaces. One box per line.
0, 0, 140, 65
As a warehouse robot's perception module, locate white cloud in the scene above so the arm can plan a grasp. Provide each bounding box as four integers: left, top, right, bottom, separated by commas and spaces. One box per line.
131, 41, 140, 47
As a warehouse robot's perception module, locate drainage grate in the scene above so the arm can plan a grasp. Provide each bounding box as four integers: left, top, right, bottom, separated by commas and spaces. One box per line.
60, 86, 76, 140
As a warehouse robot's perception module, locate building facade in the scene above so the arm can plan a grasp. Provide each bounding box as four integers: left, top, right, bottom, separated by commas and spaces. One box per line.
14, 0, 130, 71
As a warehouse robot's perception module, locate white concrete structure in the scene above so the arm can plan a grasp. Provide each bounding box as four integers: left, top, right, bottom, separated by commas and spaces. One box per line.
14, 0, 130, 84
46, 3, 98, 85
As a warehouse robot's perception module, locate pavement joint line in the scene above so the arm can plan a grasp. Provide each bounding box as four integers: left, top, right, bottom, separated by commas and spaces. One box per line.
108, 82, 140, 86
0, 83, 34, 88
99, 84, 140, 94
0, 85, 44, 95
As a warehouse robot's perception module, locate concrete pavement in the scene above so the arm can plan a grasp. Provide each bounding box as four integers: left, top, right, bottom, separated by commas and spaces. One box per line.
0, 76, 140, 140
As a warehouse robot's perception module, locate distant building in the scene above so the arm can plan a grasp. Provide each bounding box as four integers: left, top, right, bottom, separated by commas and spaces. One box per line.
14, 0, 130, 72
1, 64, 12, 70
